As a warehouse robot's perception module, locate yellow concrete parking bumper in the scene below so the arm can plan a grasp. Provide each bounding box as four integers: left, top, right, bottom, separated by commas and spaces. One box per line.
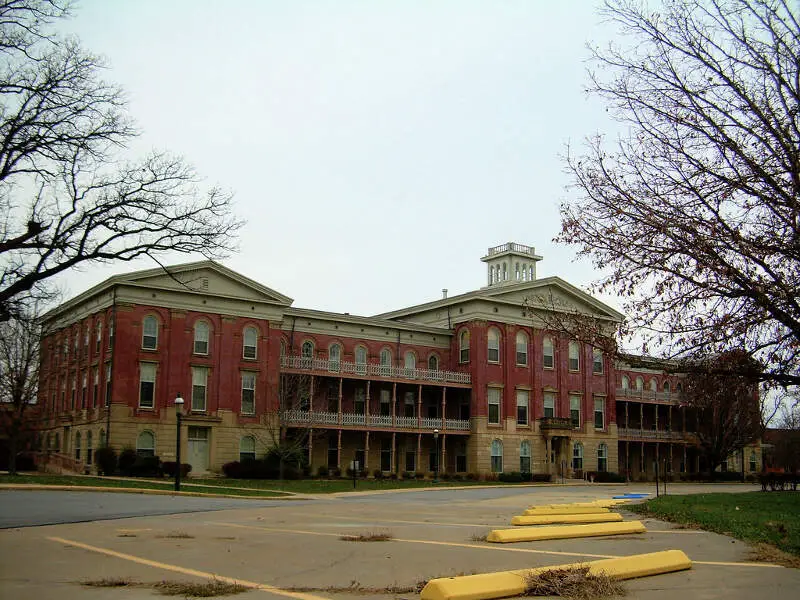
420, 549, 691, 600
510, 512, 624, 526
487, 520, 646, 543
523, 506, 611, 515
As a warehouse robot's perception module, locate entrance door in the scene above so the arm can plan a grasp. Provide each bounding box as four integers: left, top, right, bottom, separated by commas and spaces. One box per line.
187, 426, 210, 474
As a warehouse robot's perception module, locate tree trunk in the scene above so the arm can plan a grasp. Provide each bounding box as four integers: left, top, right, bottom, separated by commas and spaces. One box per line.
7, 431, 18, 476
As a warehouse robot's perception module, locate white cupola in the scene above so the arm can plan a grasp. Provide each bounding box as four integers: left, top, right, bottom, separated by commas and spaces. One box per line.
481, 242, 543, 287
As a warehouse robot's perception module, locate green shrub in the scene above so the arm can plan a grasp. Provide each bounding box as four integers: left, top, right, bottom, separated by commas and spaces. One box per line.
415, 471, 426, 480
94, 446, 117, 475
373, 469, 384, 479
531, 473, 552, 483
162, 461, 192, 478
117, 448, 137, 476
317, 465, 329, 477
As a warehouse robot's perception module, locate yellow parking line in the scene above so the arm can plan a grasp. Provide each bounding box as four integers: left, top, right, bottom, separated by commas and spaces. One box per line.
208, 522, 618, 560
693, 560, 782, 569
47, 536, 329, 600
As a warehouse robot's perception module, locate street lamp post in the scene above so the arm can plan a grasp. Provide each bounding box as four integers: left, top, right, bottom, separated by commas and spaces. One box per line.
174, 393, 184, 492
433, 428, 439, 483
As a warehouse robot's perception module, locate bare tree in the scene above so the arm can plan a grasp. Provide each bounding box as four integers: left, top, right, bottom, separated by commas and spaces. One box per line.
0, 309, 41, 474
683, 350, 764, 475
558, 0, 800, 386
0, 1, 242, 321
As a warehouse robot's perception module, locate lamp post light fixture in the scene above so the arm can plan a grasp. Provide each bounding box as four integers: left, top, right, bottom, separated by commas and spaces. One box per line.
433, 428, 439, 483
174, 393, 184, 492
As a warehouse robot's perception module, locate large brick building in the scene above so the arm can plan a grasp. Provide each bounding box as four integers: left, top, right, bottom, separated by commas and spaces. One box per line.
32, 243, 760, 478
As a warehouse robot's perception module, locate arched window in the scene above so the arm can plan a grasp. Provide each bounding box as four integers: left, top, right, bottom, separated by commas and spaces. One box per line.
86, 431, 93, 465
74, 431, 81, 461
243, 326, 258, 359
194, 321, 210, 355
491, 439, 503, 473
635, 376, 644, 391
597, 443, 608, 472
329, 343, 341, 372
142, 315, 158, 350
428, 354, 439, 371
136, 431, 155, 457
676, 382, 683, 394
515, 262, 520, 280
300, 340, 314, 368
663, 381, 671, 393
355, 345, 367, 374
489, 266, 494, 285
99, 429, 106, 448
568, 340, 580, 371
621, 375, 630, 390
379, 348, 392, 375
543, 336, 554, 368
649, 378, 658, 392
404, 350, 416, 370
572, 442, 583, 470
487, 327, 500, 363
515, 331, 528, 366
459, 329, 470, 363
502, 263, 507, 281
280, 339, 286, 357
520, 440, 531, 474
240, 436, 256, 462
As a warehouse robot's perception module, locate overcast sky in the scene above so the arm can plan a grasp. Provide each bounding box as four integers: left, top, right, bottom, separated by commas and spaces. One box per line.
54, 0, 623, 317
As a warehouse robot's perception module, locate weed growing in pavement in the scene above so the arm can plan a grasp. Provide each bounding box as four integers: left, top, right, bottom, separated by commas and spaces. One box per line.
339, 531, 394, 542
524, 566, 626, 599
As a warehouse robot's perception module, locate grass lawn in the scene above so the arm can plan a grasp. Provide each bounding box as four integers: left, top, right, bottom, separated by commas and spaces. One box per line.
629, 491, 800, 557
0, 473, 289, 498
188, 476, 529, 494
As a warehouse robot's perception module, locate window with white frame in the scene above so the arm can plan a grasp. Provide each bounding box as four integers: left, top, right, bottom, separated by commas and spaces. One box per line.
105, 363, 112, 405
243, 326, 258, 359
86, 431, 93, 465
664, 381, 671, 393
459, 329, 470, 363
543, 391, 556, 418
95, 321, 102, 353
83, 327, 89, 355
568, 341, 580, 371
329, 343, 341, 371
516, 389, 529, 426
488, 387, 501, 425
379, 348, 392, 375
354, 387, 366, 414
750, 451, 757, 472
569, 393, 581, 428
355, 345, 367, 374
592, 348, 603, 374
71, 375, 76, 410
142, 315, 158, 350
572, 441, 583, 470
516, 331, 528, 366
520, 440, 531, 473
81, 372, 87, 408
92, 367, 99, 408
487, 327, 500, 363
621, 375, 630, 390
635, 376, 644, 391
139, 363, 155, 408
404, 350, 415, 370
240, 436, 256, 461
241, 372, 256, 414
74, 431, 81, 461
594, 396, 605, 429
491, 439, 503, 472
649, 378, 658, 392
597, 443, 608, 472
543, 336, 554, 369
136, 430, 155, 457
191, 366, 209, 411
194, 321, 210, 355
428, 354, 439, 370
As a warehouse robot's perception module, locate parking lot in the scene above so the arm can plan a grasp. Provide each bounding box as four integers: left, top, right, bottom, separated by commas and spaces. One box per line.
1, 483, 798, 600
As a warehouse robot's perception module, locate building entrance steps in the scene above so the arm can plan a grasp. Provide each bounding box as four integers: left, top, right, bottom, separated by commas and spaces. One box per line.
487, 520, 647, 543
510, 512, 624, 526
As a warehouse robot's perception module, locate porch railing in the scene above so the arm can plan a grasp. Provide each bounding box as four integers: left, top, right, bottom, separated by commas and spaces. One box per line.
281, 356, 471, 385
282, 410, 470, 432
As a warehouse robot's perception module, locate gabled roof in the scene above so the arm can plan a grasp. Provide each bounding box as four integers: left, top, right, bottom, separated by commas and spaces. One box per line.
375, 276, 624, 322
285, 306, 452, 335
43, 260, 293, 321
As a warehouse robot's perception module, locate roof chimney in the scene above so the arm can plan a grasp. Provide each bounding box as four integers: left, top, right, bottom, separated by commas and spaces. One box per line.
442, 288, 448, 299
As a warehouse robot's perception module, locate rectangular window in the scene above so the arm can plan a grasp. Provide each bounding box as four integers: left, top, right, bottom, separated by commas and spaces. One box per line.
488, 336, 500, 363
593, 349, 604, 374
404, 391, 415, 418
81, 373, 87, 409
543, 391, 555, 418
191, 366, 208, 412
71, 378, 76, 410
92, 368, 99, 408
380, 389, 391, 416
380, 439, 391, 472
326, 383, 338, 412
456, 452, 467, 473
543, 339, 554, 369
594, 397, 605, 429
405, 450, 416, 473
354, 387, 366, 414
105, 364, 112, 405
570, 394, 581, 428
139, 363, 156, 408
241, 373, 256, 414
488, 387, 501, 425
516, 389, 529, 426
568, 342, 580, 371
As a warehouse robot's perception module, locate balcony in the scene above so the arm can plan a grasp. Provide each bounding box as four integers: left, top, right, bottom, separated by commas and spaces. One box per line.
616, 388, 683, 404
538, 417, 574, 432
618, 427, 687, 441
281, 410, 471, 432
281, 356, 471, 386
486, 242, 538, 257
